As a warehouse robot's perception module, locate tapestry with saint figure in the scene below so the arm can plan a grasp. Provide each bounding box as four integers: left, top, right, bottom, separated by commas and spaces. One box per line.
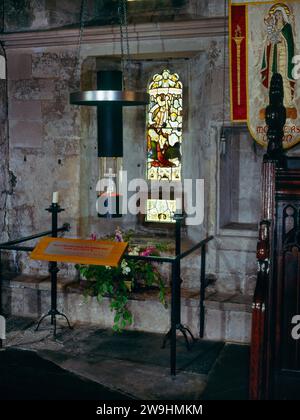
230, 1, 300, 149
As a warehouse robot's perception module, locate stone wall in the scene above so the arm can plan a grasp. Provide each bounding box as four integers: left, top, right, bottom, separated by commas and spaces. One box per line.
0, 0, 284, 296
4, 1, 224, 33
0, 48, 9, 254
2, 274, 252, 343
6, 48, 81, 274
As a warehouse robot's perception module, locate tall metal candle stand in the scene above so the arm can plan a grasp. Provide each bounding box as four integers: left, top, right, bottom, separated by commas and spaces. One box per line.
162, 212, 196, 350
35, 203, 72, 336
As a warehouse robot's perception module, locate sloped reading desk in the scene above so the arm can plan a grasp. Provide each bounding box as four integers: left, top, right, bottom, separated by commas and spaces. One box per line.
0, 202, 213, 376
30, 237, 128, 267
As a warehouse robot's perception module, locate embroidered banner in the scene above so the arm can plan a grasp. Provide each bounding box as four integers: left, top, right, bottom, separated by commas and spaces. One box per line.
230, 4, 247, 121
230, 1, 300, 149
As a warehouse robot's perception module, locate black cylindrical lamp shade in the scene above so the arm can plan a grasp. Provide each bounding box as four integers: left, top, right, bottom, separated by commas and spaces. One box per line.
97, 70, 123, 158
69, 70, 149, 219
97, 71, 123, 218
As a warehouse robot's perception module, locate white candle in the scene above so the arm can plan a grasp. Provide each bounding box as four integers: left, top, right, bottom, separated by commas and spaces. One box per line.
52, 191, 59, 204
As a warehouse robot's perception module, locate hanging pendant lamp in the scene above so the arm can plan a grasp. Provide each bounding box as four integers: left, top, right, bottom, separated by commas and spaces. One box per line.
69, 0, 148, 218
70, 90, 148, 106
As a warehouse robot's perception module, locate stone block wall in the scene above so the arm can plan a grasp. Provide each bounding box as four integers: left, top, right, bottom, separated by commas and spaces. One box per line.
2, 274, 252, 343
0, 0, 282, 297
3, 1, 225, 33
7, 50, 80, 241
0, 51, 9, 247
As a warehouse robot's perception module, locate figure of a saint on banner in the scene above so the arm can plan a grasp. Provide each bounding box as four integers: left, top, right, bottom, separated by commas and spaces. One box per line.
261, 3, 297, 118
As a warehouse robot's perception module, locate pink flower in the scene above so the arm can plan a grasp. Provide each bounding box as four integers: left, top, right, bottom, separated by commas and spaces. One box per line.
91, 233, 97, 241
140, 246, 155, 257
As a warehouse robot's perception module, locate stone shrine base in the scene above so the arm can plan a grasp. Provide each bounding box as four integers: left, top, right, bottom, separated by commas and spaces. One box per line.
2, 273, 252, 344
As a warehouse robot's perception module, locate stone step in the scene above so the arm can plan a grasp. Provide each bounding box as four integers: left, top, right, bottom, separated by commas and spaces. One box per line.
1, 274, 252, 343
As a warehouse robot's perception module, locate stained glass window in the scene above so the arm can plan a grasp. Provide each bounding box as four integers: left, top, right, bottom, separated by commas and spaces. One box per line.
147, 69, 182, 181
146, 199, 177, 224
146, 69, 183, 223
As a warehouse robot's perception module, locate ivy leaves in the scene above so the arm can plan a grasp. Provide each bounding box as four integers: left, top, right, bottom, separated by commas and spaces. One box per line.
78, 258, 166, 332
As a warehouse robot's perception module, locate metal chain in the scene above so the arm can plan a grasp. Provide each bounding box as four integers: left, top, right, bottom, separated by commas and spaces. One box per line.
118, 0, 131, 89
220, 0, 227, 155
73, 0, 131, 90
122, 0, 131, 84
222, 0, 227, 128
73, 0, 88, 86
118, 0, 126, 81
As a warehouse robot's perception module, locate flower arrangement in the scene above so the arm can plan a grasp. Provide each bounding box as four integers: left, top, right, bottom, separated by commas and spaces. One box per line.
78, 228, 169, 332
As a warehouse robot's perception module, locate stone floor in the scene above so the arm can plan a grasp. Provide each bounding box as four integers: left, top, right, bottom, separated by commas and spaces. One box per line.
0, 316, 250, 400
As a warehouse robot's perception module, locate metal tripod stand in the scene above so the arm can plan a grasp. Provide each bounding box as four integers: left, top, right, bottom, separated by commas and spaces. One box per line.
35, 203, 72, 337
162, 213, 196, 350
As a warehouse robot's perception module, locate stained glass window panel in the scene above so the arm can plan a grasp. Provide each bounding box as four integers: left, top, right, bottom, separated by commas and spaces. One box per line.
147, 69, 183, 182
145, 199, 176, 223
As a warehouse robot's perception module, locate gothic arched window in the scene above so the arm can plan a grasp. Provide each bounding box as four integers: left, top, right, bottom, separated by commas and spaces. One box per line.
146, 69, 183, 223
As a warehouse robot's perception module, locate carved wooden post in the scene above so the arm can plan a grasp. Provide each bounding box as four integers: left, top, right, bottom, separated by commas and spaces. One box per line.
250, 220, 270, 399
265, 73, 286, 166
249, 73, 286, 400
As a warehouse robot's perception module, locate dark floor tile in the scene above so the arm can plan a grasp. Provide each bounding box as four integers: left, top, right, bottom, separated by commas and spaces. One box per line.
65, 329, 225, 375
0, 349, 132, 400
2, 317, 250, 400
5, 316, 35, 333
201, 343, 250, 400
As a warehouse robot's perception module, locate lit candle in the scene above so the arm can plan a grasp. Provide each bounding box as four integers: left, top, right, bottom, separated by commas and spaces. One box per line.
52, 191, 59, 204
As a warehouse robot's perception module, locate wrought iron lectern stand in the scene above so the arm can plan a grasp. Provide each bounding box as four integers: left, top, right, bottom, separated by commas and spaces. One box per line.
0, 204, 71, 346
34, 204, 72, 335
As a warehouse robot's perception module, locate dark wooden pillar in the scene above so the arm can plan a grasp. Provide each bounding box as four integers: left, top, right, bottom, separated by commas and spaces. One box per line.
249, 73, 286, 400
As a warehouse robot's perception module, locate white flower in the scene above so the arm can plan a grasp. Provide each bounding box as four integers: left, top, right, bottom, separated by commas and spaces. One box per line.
128, 246, 140, 256
121, 260, 131, 275
105, 266, 112, 270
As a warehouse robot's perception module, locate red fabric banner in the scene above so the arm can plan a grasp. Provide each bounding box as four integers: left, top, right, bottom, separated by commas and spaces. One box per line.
230, 5, 247, 122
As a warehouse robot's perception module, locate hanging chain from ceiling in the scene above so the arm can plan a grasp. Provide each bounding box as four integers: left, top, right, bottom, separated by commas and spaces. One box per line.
222, 0, 227, 130
71, 0, 133, 91
118, 0, 132, 88
220, 0, 227, 155
72, 0, 88, 87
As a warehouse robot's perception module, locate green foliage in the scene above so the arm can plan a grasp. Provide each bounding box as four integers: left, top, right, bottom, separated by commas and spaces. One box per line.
78, 237, 168, 332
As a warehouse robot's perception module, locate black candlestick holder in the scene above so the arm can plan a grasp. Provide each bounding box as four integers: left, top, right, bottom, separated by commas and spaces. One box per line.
35, 203, 72, 337
162, 212, 196, 350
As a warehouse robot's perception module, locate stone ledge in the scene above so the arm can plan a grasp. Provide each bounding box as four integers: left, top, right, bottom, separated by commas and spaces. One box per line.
2, 273, 252, 311
2, 273, 252, 343
2, 274, 73, 291
205, 293, 252, 312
